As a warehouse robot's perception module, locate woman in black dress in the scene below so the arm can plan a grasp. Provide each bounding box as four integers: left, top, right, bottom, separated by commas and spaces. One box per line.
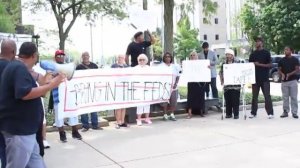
187, 51, 206, 118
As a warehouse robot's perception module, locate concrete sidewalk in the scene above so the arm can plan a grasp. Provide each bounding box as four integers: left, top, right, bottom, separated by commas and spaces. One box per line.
44, 105, 300, 168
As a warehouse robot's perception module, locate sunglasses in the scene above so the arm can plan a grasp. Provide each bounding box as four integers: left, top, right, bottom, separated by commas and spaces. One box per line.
138, 59, 145, 61
56, 55, 65, 58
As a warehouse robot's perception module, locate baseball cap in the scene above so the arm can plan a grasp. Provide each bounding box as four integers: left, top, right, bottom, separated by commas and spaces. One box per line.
55, 50, 65, 56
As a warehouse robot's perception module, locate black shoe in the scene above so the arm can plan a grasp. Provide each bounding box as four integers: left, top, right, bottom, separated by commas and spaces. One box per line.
81, 127, 90, 132
280, 112, 288, 118
59, 131, 67, 143
72, 131, 82, 140
293, 114, 299, 119
92, 126, 103, 130
234, 116, 239, 119
225, 115, 232, 118
119, 123, 128, 127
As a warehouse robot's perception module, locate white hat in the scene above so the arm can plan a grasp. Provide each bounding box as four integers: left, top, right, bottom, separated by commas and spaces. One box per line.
225, 48, 235, 56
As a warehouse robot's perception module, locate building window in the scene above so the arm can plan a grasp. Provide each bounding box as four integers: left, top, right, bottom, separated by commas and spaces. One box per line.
215, 34, 219, 40
215, 18, 218, 24
204, 34, 207, 40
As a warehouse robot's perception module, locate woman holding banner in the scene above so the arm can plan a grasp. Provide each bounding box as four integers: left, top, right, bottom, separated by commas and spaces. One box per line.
160, 52, 181, 121
219, 49, 241, 119
135, 54, 152, 126
187, 51, 206, 118
111, 55, 129, 128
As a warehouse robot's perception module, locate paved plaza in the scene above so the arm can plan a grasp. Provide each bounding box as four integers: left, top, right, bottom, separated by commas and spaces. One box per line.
43, 104, 300, 168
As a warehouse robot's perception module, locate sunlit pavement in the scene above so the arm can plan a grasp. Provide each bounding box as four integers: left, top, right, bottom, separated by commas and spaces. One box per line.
44, 104, 300, 168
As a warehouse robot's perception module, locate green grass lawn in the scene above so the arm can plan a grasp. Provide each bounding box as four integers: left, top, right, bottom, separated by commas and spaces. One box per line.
178, 87, 282, 105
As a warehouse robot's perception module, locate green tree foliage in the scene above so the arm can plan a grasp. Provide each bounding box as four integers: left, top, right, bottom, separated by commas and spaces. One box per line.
174, 15, 201, 61
152, 28, 163, 61
1, 0, 22, 25
0, 3, 14, 33
146, 0, 217, 56
27, 0, 130, 50
240, 0, 300, 53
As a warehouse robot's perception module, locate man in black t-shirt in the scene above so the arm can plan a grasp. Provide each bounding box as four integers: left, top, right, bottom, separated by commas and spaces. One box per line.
0, 39, 16, 168
76, 52, 102, 131
278, 46, 299, 119
126, 31, 155, 67
249, 37, 274, 119
0, 42, 64, 168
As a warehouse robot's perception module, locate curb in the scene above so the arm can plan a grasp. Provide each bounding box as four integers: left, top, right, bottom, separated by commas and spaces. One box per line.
46, 119, 109, 132
46, 101, 283, 132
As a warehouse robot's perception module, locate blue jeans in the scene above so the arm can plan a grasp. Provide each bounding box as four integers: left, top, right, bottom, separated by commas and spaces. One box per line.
81, 112, 99, 129
2, 132, 46, 168
0, 133, 6, 168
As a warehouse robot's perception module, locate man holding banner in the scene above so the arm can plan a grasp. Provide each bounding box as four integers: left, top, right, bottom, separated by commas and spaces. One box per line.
50, 50, 82, 142
76, 52, 102, 131
249, 37, 274, 119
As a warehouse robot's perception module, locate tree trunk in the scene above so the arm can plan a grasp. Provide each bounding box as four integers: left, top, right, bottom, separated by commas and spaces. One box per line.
163, 0, 174, 54
59, 38, 65, 50
58, 27, 65, 50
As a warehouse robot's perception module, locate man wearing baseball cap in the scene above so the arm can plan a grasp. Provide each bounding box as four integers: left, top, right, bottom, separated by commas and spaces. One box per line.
49, 50, 82, 142
249, 37, 274, 119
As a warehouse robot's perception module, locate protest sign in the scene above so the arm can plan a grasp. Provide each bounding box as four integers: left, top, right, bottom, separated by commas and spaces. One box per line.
179, 60, 211, 86
223, 63, 256, 85
56, 66, 173, 119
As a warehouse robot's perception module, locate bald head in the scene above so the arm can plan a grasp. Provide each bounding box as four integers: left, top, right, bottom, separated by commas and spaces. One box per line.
117, 54, 126, 64
0, 39, 17, 61
81, 51, 90, 64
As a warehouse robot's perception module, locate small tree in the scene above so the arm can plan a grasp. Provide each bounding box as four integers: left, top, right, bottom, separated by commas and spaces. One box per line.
0, 4, 14, 33
152, 28, 163, 61
174, 15, 201, 61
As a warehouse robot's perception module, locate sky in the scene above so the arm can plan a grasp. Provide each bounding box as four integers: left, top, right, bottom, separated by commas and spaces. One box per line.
21, 0, 162, 63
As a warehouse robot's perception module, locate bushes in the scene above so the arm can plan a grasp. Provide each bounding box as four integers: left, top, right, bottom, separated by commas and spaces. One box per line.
178, 87, 282, 105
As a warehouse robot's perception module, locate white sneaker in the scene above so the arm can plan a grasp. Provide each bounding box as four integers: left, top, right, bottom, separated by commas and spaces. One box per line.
163, 114, 169, 121
136, 119, 142, 126
145, 118, 152, 124
268, 115, 274, 119
249, 114, 256, 119
170, 113, 177, 121
43, 140, 50, 149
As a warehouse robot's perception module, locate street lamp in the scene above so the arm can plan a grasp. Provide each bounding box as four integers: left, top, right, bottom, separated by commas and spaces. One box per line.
85, 14, 96, 62
32, 34, 40, 62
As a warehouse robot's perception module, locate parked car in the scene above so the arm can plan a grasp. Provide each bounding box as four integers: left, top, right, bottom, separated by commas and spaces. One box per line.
269, 54, 300, 82
269, 55, 284, 82
235, 57, 249, 63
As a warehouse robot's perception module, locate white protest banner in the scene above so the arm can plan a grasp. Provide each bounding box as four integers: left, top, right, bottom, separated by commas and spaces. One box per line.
223, 63, 256, 85
179, 60, 211, 86
56, 67, 173, 119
